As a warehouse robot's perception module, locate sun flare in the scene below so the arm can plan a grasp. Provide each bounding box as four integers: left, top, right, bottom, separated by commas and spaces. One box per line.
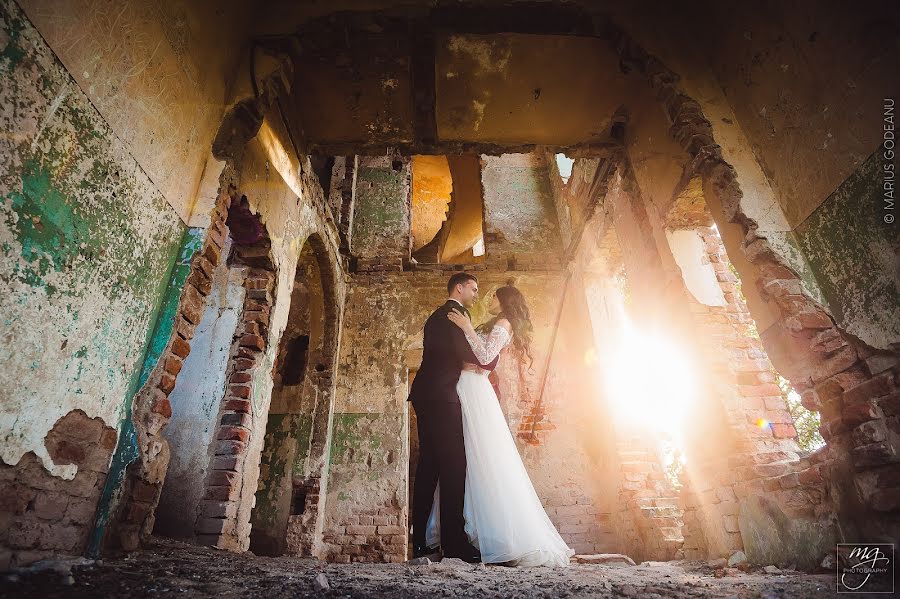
599, 319, 696, 442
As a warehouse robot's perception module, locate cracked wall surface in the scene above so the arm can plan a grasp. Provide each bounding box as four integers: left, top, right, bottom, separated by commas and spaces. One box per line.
792, 151, 900, 350
0, 0, 184, 478
16, 0, 252, 221
0, 0, 187, 566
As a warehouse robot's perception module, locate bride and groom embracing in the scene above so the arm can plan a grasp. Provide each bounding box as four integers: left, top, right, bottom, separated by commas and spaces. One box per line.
408, 272, 574, 567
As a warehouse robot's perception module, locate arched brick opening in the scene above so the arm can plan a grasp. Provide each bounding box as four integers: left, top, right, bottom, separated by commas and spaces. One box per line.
249, 233, 342, 558
103, 64, 301, 554
194, 223, 278, 550
103, 185, 234, 553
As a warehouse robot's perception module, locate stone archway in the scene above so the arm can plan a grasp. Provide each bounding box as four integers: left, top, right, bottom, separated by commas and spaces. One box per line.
249, 234, 342, 558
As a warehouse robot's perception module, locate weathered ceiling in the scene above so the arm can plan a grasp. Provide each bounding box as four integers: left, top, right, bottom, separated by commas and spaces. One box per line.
435, 33, 635, 146
277, 4, 647, 155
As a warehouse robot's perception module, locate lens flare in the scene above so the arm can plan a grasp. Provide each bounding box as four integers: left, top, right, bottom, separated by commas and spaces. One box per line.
583, 347, 598, 367
600, 321, 696, 440
756, 418, 771, 429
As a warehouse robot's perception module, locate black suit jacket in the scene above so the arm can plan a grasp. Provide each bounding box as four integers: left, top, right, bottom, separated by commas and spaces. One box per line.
408, 300, 499, 405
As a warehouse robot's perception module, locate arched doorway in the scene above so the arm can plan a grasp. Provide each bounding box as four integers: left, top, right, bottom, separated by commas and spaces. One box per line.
250, 236, 340, 556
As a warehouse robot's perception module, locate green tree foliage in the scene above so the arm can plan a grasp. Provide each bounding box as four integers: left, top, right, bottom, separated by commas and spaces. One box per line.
778, 374, 825, 453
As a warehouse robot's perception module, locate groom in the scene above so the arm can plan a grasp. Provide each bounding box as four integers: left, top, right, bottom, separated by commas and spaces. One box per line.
408, 272, 498, 563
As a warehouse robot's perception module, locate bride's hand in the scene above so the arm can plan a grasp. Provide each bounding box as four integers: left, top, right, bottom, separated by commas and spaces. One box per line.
447, 310, 474, 332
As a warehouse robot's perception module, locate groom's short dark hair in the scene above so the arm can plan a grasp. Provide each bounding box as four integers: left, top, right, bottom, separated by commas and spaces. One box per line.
447, 272, 477, 294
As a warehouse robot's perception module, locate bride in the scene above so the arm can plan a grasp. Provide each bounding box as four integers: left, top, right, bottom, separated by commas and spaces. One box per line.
425, 283, 574, 567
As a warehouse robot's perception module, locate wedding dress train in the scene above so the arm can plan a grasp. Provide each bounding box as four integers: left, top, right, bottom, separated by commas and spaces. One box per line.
425, 325, 573, 567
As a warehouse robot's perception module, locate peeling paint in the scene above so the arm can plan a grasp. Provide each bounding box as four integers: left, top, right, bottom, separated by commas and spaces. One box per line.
793, 151, 900, 349
447, 35, 511, 74
351, 157, 410, 263
0, 0, 185, 480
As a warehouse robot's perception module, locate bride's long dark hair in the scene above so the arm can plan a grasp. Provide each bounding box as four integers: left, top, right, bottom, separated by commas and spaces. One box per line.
477, 281, 535, 369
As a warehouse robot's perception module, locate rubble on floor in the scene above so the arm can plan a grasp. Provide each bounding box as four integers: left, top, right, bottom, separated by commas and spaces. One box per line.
0, 538, 847, 598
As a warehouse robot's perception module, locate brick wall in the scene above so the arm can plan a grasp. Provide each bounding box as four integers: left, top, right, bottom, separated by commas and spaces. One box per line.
1, 411, 116, 569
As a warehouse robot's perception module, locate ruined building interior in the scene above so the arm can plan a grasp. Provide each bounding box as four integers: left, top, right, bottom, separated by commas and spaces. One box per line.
1, 0, 899, 595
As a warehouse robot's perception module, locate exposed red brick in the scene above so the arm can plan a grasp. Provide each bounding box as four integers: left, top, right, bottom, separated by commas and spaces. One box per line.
214, 440, 247, 456
197, 256, 215, 279
852, 442, 896, 469
229, 385, 251, 399
216, 426, 250, 443
203, 243, 220, 267
221, 412, 251, 428
152, 397, 172, 419
171, 337, 191, 359
207, 470, 238, 487
844, 373, 895, 406
47, 439, 86, 465
794, 310, 834, 330
244, 310, 270, 326
187, 268, 212, 296
851, 421, 887, 446
131, 481, 159, 503
738, 383, 783, 397
211, 456, 241, 472
240, 335, 266, 351
158, 374, 176, 395
770, 423, 797, 439
236, 347, 257, 360
204, 486, 240, 502
234, 358, 255, 372
241, 321, 260, 336
180, 283, 206, 325
223, 399, 252, 414
175, 316, 195, 342
798, 467, 823, 485
230, 372, 252, 384
164, 356, 183, 376
842, 400, 880, 427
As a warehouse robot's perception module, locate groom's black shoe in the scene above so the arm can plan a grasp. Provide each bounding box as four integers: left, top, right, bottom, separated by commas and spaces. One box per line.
444, 543, 481, 564
412, 544, 440, 559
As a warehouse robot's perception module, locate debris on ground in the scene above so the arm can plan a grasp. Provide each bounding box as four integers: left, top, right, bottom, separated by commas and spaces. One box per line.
0, 537, 846, 598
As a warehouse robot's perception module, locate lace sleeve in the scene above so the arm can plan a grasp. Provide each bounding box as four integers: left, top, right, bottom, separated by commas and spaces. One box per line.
462, 325, 511, 365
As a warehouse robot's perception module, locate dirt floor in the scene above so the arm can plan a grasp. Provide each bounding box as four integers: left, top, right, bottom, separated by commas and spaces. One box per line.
0, 537, 872, 598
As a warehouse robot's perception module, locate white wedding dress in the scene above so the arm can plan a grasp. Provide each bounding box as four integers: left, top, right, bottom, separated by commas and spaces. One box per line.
425, 324, 574, 567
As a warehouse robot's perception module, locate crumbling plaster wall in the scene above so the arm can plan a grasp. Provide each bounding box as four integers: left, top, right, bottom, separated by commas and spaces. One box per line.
0, 0, 187, 565
602, 0, 898, 351
0, 0, 185, 486
791, 151, 900, 350
351, 156, 411, 269
16, 0, 254, 222
251, 247, 327, 556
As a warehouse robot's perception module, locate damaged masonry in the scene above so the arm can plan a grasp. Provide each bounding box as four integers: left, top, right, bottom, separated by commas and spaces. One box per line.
1, 0, 898, 597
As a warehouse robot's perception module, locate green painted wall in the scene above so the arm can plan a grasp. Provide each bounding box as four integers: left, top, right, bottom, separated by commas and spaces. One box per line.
89, 227, 203, 554
252, 412, 313, 534
351, 158, 410, 261
793, 150, 900, 349
0, 0, 194, 552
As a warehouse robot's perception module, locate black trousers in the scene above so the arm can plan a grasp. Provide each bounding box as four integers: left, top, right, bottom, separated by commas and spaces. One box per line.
411, 400, 469, 553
